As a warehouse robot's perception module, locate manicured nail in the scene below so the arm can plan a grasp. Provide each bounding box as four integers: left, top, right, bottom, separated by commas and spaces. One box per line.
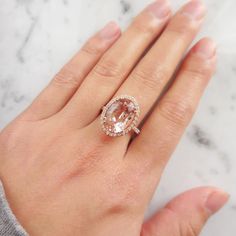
99, 21, 120, 39
147, 0, 171, 19
205, 190, 230, 214
193, 38, 217, 59
181, 0, 206, 20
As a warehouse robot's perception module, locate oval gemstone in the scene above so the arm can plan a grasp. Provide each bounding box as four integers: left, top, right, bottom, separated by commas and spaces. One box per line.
103, 97, 138, 135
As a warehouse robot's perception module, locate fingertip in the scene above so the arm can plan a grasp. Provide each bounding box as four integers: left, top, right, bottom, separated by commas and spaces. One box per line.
180, 0, 207, 21
165, 186, 228, 212
99, 21, 121, 39
147, 0, 172, 19
205, 188, 230, 214
141, 186, 228, 236
192, 37, 217, 59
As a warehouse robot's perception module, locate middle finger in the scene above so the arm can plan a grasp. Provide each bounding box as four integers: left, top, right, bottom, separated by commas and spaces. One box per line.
113, 0, 206, 132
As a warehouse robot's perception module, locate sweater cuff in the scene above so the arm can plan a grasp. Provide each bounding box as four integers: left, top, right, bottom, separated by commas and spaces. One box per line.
0, 180, 28, 236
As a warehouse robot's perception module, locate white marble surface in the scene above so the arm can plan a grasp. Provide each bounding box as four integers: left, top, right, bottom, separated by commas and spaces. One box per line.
0, 0, 235, 235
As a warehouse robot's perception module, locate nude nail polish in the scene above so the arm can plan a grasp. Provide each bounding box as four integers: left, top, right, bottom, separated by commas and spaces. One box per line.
193, 38, 217, 59
181, 0, 206, 20
99, 21, 120, 39
147, 0, 171, 19
205, 190, 229, 214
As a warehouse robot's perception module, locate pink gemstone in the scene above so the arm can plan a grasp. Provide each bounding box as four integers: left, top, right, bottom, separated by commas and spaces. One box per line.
103, 98, 137, 135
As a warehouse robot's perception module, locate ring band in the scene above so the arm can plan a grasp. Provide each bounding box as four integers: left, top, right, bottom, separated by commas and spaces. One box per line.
101, 95, 140, 137
132, 126, 140, 135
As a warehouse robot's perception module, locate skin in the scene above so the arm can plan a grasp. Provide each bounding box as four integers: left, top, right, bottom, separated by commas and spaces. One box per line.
0, 0, 229, 236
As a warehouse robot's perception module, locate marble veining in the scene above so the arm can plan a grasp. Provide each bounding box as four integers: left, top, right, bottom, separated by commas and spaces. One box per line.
120, 0, 131, 14
0, 0, 235, 235
187, 125, 216, 149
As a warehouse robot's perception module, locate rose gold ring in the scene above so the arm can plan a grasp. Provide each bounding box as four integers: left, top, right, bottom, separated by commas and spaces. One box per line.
100, 95, 140, 137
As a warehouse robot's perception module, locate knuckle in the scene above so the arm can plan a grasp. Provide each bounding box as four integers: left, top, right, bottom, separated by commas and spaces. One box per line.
105, 173, 139, 215
0, 122, 24, 153
53, 65, 79, 88
133, 64, 169, 90
167, 15, 197, 36
93, 58, 122, 79
105, 192, 131, 215
98, 132, 114, 145
183, 63, 212, 81
68, 142, 105, 177
184, 222, 199, 236
164, 206, 199, 236
158, 99, 194, 127
177, 219, 199, 236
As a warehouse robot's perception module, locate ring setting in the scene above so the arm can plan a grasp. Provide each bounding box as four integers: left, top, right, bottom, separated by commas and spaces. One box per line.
101, 95, 140, 137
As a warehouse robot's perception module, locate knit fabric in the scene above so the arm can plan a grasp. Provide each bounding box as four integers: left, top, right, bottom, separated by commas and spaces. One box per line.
0, 181, 28, 236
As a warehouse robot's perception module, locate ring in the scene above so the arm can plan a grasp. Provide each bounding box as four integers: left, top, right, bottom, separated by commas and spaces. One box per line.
100, 95, 140, 137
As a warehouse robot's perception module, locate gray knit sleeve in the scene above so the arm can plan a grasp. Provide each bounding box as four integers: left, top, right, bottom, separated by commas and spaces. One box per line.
0, 181, 28, 236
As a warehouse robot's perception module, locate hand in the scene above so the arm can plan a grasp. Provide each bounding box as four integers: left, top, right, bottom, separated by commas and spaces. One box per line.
0, 0, 229, 235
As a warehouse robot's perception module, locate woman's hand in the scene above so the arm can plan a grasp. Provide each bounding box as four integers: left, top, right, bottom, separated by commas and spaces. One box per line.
0, 0, 229, 235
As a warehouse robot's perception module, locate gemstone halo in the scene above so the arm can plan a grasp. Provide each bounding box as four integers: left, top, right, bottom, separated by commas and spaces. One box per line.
100, 95, 140, 137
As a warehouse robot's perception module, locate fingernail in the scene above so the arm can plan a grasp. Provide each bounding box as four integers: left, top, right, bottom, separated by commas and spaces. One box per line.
193, 38, 217, 59
181, 0, 206, 20
205, 190, 230, 214
147, 0, 171, 19
99, 21, 120, 39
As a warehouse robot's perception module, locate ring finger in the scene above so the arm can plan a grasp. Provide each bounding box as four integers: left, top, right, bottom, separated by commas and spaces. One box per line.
110, 0, 206, 137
